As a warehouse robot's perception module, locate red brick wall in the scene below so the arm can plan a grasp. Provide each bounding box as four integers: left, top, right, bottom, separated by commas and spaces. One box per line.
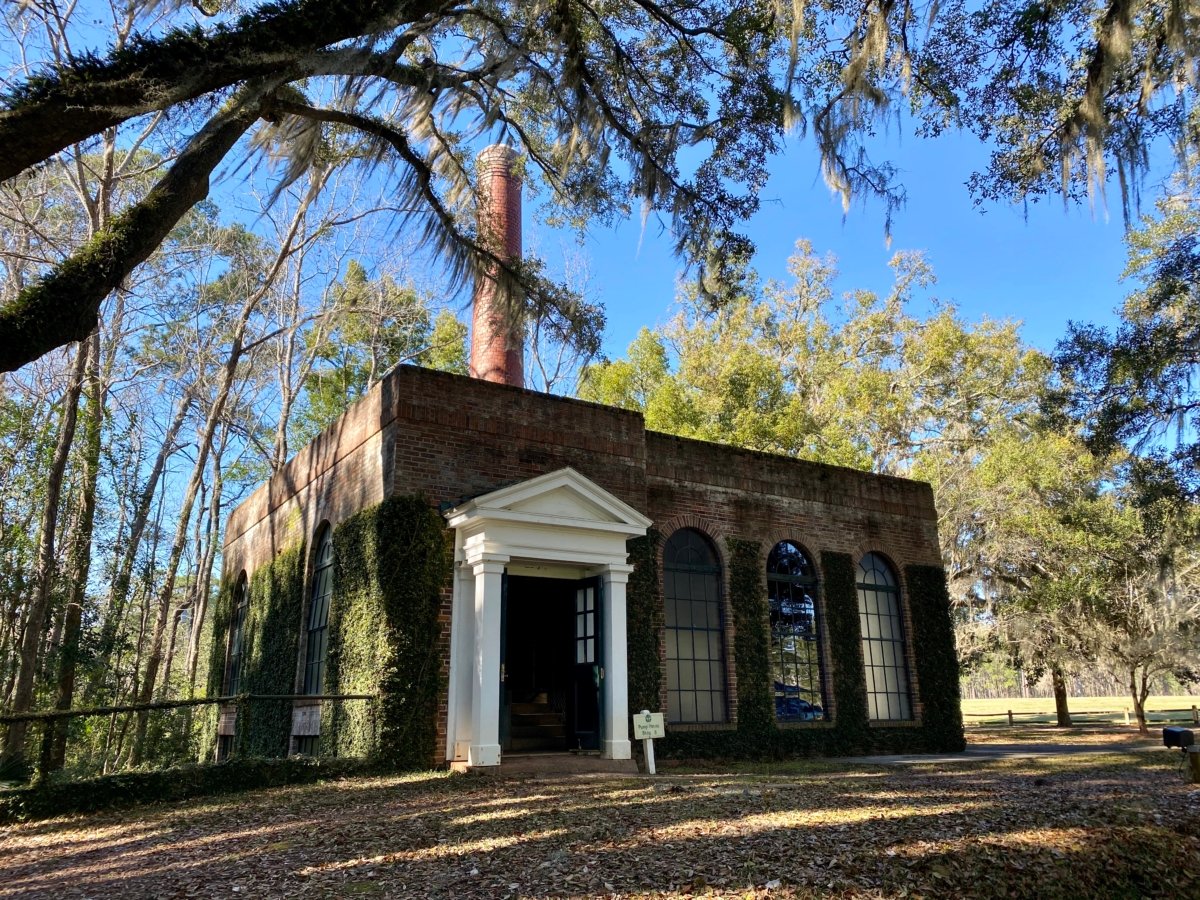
223, 363, 946, 760
384, 366, 647, 509
223, 386, 389, 581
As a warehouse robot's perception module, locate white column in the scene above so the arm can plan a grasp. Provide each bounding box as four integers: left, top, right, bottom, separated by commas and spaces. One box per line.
600, 564, 633, 760
469, 558, 506, 767
445, 561, 475, 761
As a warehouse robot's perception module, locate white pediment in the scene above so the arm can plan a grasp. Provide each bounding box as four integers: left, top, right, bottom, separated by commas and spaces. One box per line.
444, 467, 652, 537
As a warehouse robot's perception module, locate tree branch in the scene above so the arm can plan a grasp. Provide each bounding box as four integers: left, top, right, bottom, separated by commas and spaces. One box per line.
0, 0, 450, 181
0, 86, 270, 372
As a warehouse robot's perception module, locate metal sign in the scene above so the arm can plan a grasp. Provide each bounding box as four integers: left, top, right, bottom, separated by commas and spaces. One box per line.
632, 710, 665, 740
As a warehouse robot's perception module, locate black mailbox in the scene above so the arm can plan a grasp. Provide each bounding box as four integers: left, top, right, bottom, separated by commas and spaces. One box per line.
1163, 726, 1195, 748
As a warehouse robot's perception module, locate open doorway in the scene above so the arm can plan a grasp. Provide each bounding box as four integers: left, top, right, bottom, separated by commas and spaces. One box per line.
503, 575, 601, 752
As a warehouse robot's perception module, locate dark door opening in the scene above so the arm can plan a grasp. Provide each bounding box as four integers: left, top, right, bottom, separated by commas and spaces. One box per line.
503, 575, 601, 752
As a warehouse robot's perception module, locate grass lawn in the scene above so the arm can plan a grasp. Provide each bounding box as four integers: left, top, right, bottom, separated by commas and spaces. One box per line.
2, 735, 1197, 898
962, 695, 1200, 726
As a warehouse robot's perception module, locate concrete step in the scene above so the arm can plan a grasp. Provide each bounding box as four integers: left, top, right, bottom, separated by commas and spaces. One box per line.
511, 736, 567, 752
500, 752, 639, 777
512, 724, 566, 739
511, 701, 557, 715
511, 712, 564, 727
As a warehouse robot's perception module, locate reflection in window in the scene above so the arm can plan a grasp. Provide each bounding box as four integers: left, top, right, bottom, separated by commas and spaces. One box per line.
224, 573, 249, 695
856, 553, 913, 720
303, 526, 334, 695
768, 541, 826, 722
664, 529, 726, 724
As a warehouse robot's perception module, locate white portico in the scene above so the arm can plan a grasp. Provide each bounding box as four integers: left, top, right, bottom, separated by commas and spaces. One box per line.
443, 468, 652, 769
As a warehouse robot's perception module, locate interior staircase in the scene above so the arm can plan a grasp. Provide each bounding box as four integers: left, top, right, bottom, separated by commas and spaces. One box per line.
509, 699, 566, 752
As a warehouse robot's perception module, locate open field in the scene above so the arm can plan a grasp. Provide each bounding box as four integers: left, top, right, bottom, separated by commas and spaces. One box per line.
1, 731, 1196, 899
962, 695, 1200, 726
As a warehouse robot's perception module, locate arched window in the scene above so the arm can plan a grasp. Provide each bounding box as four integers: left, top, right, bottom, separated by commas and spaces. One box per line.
303, 526, 334, 695
768, 541, 826, 722
224, 573, 249, 695
856, 553, 913, 720
664, 528, 726, 723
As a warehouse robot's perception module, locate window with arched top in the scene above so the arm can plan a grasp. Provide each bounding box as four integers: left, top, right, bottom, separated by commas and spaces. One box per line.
768, 541, 827, 722
664, 528, 727, 724
224, 573, 249, 695
303, 526, 335, 696
856, 553, 913, 720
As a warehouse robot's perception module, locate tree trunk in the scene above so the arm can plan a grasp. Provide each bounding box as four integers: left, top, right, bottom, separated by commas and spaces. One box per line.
186, 456, 225, 695
0, 342, 87, 776
1051, 666, 1073, 727
89, 388, 191, 697
45, 329, 104, 771
130, 177, 318, 762
1130, 667, 1150, 735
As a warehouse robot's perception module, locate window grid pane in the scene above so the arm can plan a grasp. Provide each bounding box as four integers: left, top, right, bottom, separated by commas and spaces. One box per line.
767, 541, 827, 722
664, 529, 726, 724
303, 529, 335, 695
856, 553, 913, 721
225, 577, 248, 695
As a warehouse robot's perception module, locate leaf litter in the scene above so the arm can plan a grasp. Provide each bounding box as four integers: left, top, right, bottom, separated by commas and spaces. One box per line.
0, 744, 1196, 898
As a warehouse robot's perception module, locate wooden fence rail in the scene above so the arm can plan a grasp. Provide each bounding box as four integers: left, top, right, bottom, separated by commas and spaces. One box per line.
0, 693, 377, 725
1, 693, 378, 783
961, 706, 1200, 726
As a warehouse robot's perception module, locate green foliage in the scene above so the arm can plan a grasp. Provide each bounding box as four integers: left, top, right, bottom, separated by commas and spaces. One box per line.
819, 552, 870, 750
905, 565, 966, 751
293, 261, 434, 446
1057, 188, 1200, 494
205, 544, 307, 758
625, 531, 663, 715
727, 539, 773, 735
240, 543, 308, 756
205, 574, 236, 700
327, 495, 450, 769
0, 755, 377, 824
419, 310, 469, 376
581, 243, 1047, 471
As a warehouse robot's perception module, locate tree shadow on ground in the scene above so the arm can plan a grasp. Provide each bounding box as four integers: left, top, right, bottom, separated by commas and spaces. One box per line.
1, 753, 1196, 898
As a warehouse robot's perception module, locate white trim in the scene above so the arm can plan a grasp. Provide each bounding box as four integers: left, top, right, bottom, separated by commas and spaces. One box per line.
443, 469, 649, 769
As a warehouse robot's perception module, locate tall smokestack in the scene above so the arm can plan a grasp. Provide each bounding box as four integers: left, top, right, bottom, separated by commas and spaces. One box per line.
469, 144, 524, 387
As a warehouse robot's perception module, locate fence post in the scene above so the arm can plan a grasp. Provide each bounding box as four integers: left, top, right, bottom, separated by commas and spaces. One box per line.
1192, 705, 1198, 726
34, 718, 52, 785
236, 696, 249, 758
1124, 708, 1130, 726
1007, 709, 1014, 727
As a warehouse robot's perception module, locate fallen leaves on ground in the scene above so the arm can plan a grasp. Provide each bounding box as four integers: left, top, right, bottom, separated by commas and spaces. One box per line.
1, 744, 1197, 898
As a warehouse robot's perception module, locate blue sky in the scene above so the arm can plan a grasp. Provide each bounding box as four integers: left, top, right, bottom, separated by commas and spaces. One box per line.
551, 127, 1146, 361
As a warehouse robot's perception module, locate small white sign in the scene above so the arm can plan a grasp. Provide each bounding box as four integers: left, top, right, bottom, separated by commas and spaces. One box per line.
632, 710, 665, 740
217, 704, 237, 737
292, 705, 321, 737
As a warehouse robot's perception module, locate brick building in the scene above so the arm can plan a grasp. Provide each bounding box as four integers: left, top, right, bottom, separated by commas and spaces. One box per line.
216, 147, 963, 770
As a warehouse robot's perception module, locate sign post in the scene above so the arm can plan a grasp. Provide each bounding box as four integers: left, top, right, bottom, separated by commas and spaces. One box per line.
632, 709, 665, 775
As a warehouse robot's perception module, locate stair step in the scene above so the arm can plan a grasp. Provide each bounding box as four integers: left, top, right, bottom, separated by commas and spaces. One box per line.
510, 702, 556, 715
511, 713, 564, 727
511, 736, 567, 752
512, 724, 566, 739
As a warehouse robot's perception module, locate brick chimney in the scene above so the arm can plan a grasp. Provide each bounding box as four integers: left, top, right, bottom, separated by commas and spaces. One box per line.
469, 144, 524, 386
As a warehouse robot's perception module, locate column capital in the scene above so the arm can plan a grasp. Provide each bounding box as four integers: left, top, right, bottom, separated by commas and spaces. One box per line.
460, 549, 508, 578
468, 555, 508, 577
599, 563, 634, 583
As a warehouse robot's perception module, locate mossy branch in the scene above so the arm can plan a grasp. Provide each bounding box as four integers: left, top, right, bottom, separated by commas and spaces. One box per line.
0, 87, 266, 372
0, 0, 443, 181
